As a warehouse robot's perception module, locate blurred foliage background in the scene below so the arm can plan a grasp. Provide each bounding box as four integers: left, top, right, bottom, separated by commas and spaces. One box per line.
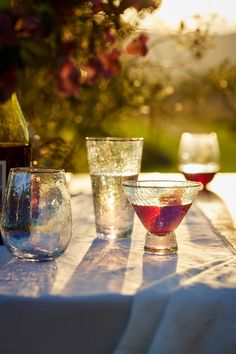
14, 6, 236, 173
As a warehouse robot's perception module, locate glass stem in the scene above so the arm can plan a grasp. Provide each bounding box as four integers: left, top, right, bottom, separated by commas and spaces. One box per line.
144, 231, 178, 255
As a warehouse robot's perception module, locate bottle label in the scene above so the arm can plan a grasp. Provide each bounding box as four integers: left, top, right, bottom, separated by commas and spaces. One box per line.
0, 161, 6, 208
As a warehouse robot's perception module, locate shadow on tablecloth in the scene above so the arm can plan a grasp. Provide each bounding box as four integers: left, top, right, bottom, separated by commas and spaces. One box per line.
61, 238, 132, 295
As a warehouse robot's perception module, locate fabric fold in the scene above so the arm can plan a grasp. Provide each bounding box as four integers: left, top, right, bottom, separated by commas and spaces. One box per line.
114, 256, 235, 354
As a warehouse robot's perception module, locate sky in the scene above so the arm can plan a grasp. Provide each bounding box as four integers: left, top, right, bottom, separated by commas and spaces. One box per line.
141, 0, 236, 34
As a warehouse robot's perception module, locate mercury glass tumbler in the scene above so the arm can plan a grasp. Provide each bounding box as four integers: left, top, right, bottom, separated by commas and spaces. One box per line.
86, 137, 143, 240
1, 168, 72, 262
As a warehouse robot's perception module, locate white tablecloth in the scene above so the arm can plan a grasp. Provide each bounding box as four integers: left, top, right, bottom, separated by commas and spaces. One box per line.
0, 173, 236, 354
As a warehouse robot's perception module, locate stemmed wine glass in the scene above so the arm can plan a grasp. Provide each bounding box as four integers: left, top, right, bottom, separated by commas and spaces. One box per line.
178, 132, 220, 188
122, 180, 201, 255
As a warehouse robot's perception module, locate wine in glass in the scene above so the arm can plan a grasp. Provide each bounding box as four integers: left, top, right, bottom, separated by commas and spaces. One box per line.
178, 132, 220, 188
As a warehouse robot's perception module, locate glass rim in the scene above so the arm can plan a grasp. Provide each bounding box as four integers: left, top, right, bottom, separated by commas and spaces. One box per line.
180, 132, 218, 138
9, 167, 65, 174
122, 179, 202, 189
86, 137, 144, 142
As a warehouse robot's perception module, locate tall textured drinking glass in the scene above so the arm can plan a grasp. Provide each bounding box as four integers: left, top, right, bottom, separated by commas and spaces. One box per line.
1, 168, 72, 262
178, 132, 220, 188
86, 137, 143, 240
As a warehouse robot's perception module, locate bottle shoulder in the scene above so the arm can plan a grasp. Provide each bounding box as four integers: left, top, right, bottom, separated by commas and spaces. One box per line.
0, 93, 29, 143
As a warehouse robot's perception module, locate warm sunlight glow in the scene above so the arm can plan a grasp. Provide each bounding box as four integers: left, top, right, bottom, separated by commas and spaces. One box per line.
140, 0, 236, 34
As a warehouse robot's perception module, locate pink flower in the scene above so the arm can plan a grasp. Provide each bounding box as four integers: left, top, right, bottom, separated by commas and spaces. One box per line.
83, 48, 121, 83
57, 60, 80, 98
126, 33, 149, 56
98, 48, 121, 78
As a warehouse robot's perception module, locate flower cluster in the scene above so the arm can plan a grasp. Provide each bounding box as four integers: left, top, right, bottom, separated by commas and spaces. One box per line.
0, 0, 161, 102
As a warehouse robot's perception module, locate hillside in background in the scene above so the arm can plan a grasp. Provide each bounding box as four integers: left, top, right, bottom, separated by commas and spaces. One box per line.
148, 32, 236, 77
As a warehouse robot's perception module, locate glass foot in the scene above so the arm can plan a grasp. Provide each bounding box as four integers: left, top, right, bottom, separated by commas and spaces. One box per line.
144, 231, 178, 255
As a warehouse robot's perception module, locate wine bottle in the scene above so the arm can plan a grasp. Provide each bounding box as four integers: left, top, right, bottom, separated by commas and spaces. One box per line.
0, 93, 31, 244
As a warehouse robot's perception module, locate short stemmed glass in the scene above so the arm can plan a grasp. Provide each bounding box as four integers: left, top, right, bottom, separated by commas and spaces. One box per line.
178, 132, 220, 188
123, 180, 201, 255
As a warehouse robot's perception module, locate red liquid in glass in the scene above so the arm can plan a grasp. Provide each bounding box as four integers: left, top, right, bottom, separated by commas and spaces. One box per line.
0, 143, 31, 177
179, 163, 219, 187
133, 203, 191, 235
183, 172, 216, 186
0, 143, 31, 244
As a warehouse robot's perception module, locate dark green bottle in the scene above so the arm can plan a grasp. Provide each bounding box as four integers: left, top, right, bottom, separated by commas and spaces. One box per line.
0, 93, 31, 244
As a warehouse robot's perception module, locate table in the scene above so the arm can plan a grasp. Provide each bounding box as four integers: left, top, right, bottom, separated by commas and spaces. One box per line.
0, 173, 236, 354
